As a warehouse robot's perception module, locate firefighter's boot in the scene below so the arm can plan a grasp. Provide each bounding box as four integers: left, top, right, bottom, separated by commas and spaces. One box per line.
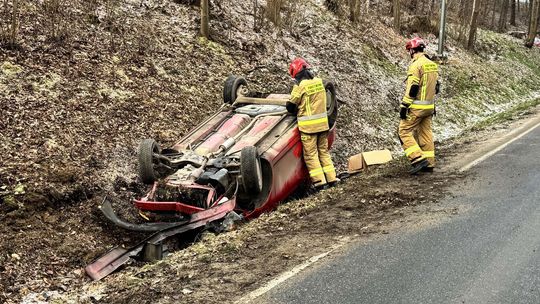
421, 166, 434, 173
409, 158, 429, 175
329, 178, 341, 187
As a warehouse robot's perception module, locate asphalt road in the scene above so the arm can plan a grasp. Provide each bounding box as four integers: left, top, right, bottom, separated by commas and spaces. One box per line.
262, 124, 540, 304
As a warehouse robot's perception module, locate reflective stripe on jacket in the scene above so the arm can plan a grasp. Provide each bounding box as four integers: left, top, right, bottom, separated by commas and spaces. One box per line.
402, 53, 439, 110
290, 78, 329, 134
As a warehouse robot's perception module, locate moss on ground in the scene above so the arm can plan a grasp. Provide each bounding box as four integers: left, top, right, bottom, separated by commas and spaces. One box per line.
1, 61, 23, 76
362, 43, 401, 76
432, 29, 540, 141
470, 97, 540, 132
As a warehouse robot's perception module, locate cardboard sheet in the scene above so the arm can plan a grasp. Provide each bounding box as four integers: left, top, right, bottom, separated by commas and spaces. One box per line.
348, 149, 393, 173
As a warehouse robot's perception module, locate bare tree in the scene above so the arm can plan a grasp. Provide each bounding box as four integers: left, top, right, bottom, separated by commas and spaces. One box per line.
457, 0, 471, 43
200, 0, 209, 38
528, 0, 533, 34
467, 0, 480, 49
253, 0, 258, 30
510, 0, 516, 26
348, 0, 362, 22
480, 0, 490, 25
490, 0, 499, 29
1, 0, 20, 47
11, 0, 18, 46
266, 0, 283, 26
420, 0, 426, 15
480, 0, 489, 25
43, 0, 69, 42
498, 0, 509, 32
393, 0, 401, 31
526, 0, 540, 47
364, 0, 370, 15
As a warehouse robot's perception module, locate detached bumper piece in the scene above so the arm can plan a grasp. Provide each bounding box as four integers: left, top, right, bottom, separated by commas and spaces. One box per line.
100, 199, 189, 232
85, 197, 236, 281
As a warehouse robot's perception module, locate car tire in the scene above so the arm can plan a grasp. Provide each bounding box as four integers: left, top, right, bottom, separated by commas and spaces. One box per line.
223, 75, 247, 104
324, 81, 338, 129
138, 138, 161, 185
240, 146, 263, 195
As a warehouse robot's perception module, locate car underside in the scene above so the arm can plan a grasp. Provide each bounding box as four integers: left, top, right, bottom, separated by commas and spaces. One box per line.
86, 76, 338, 280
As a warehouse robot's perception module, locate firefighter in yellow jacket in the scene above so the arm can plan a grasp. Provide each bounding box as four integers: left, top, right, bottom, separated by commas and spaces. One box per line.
286, 58, 337, 189
399, 37, 439, 174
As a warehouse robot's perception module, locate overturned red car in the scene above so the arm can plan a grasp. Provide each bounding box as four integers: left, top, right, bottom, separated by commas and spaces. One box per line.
86, 76, 338, 280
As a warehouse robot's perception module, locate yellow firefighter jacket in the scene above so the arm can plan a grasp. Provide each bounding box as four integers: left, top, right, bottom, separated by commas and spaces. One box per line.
402, 53, 439, 110
290, 78, 329, 134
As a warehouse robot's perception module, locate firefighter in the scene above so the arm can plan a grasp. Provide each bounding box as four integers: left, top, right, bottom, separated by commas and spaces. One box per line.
286, 58, 337, 189
399, 37, 439, 174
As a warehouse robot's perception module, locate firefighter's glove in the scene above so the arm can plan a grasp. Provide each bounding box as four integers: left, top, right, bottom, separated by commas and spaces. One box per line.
286, 101, 298, 115
399, 104, 409, 120
435, 80, 441, 95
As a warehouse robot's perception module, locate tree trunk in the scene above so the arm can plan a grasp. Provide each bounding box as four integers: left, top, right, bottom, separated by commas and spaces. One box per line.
480, 0, 489, 25
490, 0, 498, 29
457, 0, 469, 43
200, 0, 210, 38
537, 2, 540, 31
498, 0, 509, 32
510, 0, 516, 26
529, 0, 534, 26
349, 0, 360, 22
393, 0, 401, 31
467, 0, 480, 49
253, 0, 258, 30
528, 0, 533, 35
9, 0, 19, 46
410, 1, 417, 12
266, 0, 283, 26
526, 0, 540, 47
364, 0, 370, 15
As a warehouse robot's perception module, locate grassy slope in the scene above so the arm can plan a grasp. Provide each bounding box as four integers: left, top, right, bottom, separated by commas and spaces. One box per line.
436, 28, 540, 139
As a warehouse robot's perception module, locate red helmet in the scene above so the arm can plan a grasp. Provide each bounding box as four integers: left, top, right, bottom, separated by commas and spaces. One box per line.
405, 37, 426, 50
289, 58, 309, 78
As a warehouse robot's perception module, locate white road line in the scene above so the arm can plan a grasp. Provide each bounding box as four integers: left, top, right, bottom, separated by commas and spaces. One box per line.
460, 121, 540, 172
236, 241, 347, 304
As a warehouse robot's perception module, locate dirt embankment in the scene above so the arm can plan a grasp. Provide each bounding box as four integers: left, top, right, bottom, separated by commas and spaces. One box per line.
2, 0, 540, 303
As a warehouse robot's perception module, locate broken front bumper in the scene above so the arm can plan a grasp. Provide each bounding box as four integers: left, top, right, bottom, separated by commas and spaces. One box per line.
86, 196, 236, 280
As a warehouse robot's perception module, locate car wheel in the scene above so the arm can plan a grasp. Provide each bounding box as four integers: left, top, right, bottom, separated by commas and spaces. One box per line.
223, 75, 248, 104
138, 138, 162, 184
324, 81, 338, 129
240, 146, 263, 195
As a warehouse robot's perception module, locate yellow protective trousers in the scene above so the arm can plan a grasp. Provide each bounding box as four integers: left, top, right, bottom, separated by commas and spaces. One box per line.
398, 108, 435, 167
300, 131, 337, 186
